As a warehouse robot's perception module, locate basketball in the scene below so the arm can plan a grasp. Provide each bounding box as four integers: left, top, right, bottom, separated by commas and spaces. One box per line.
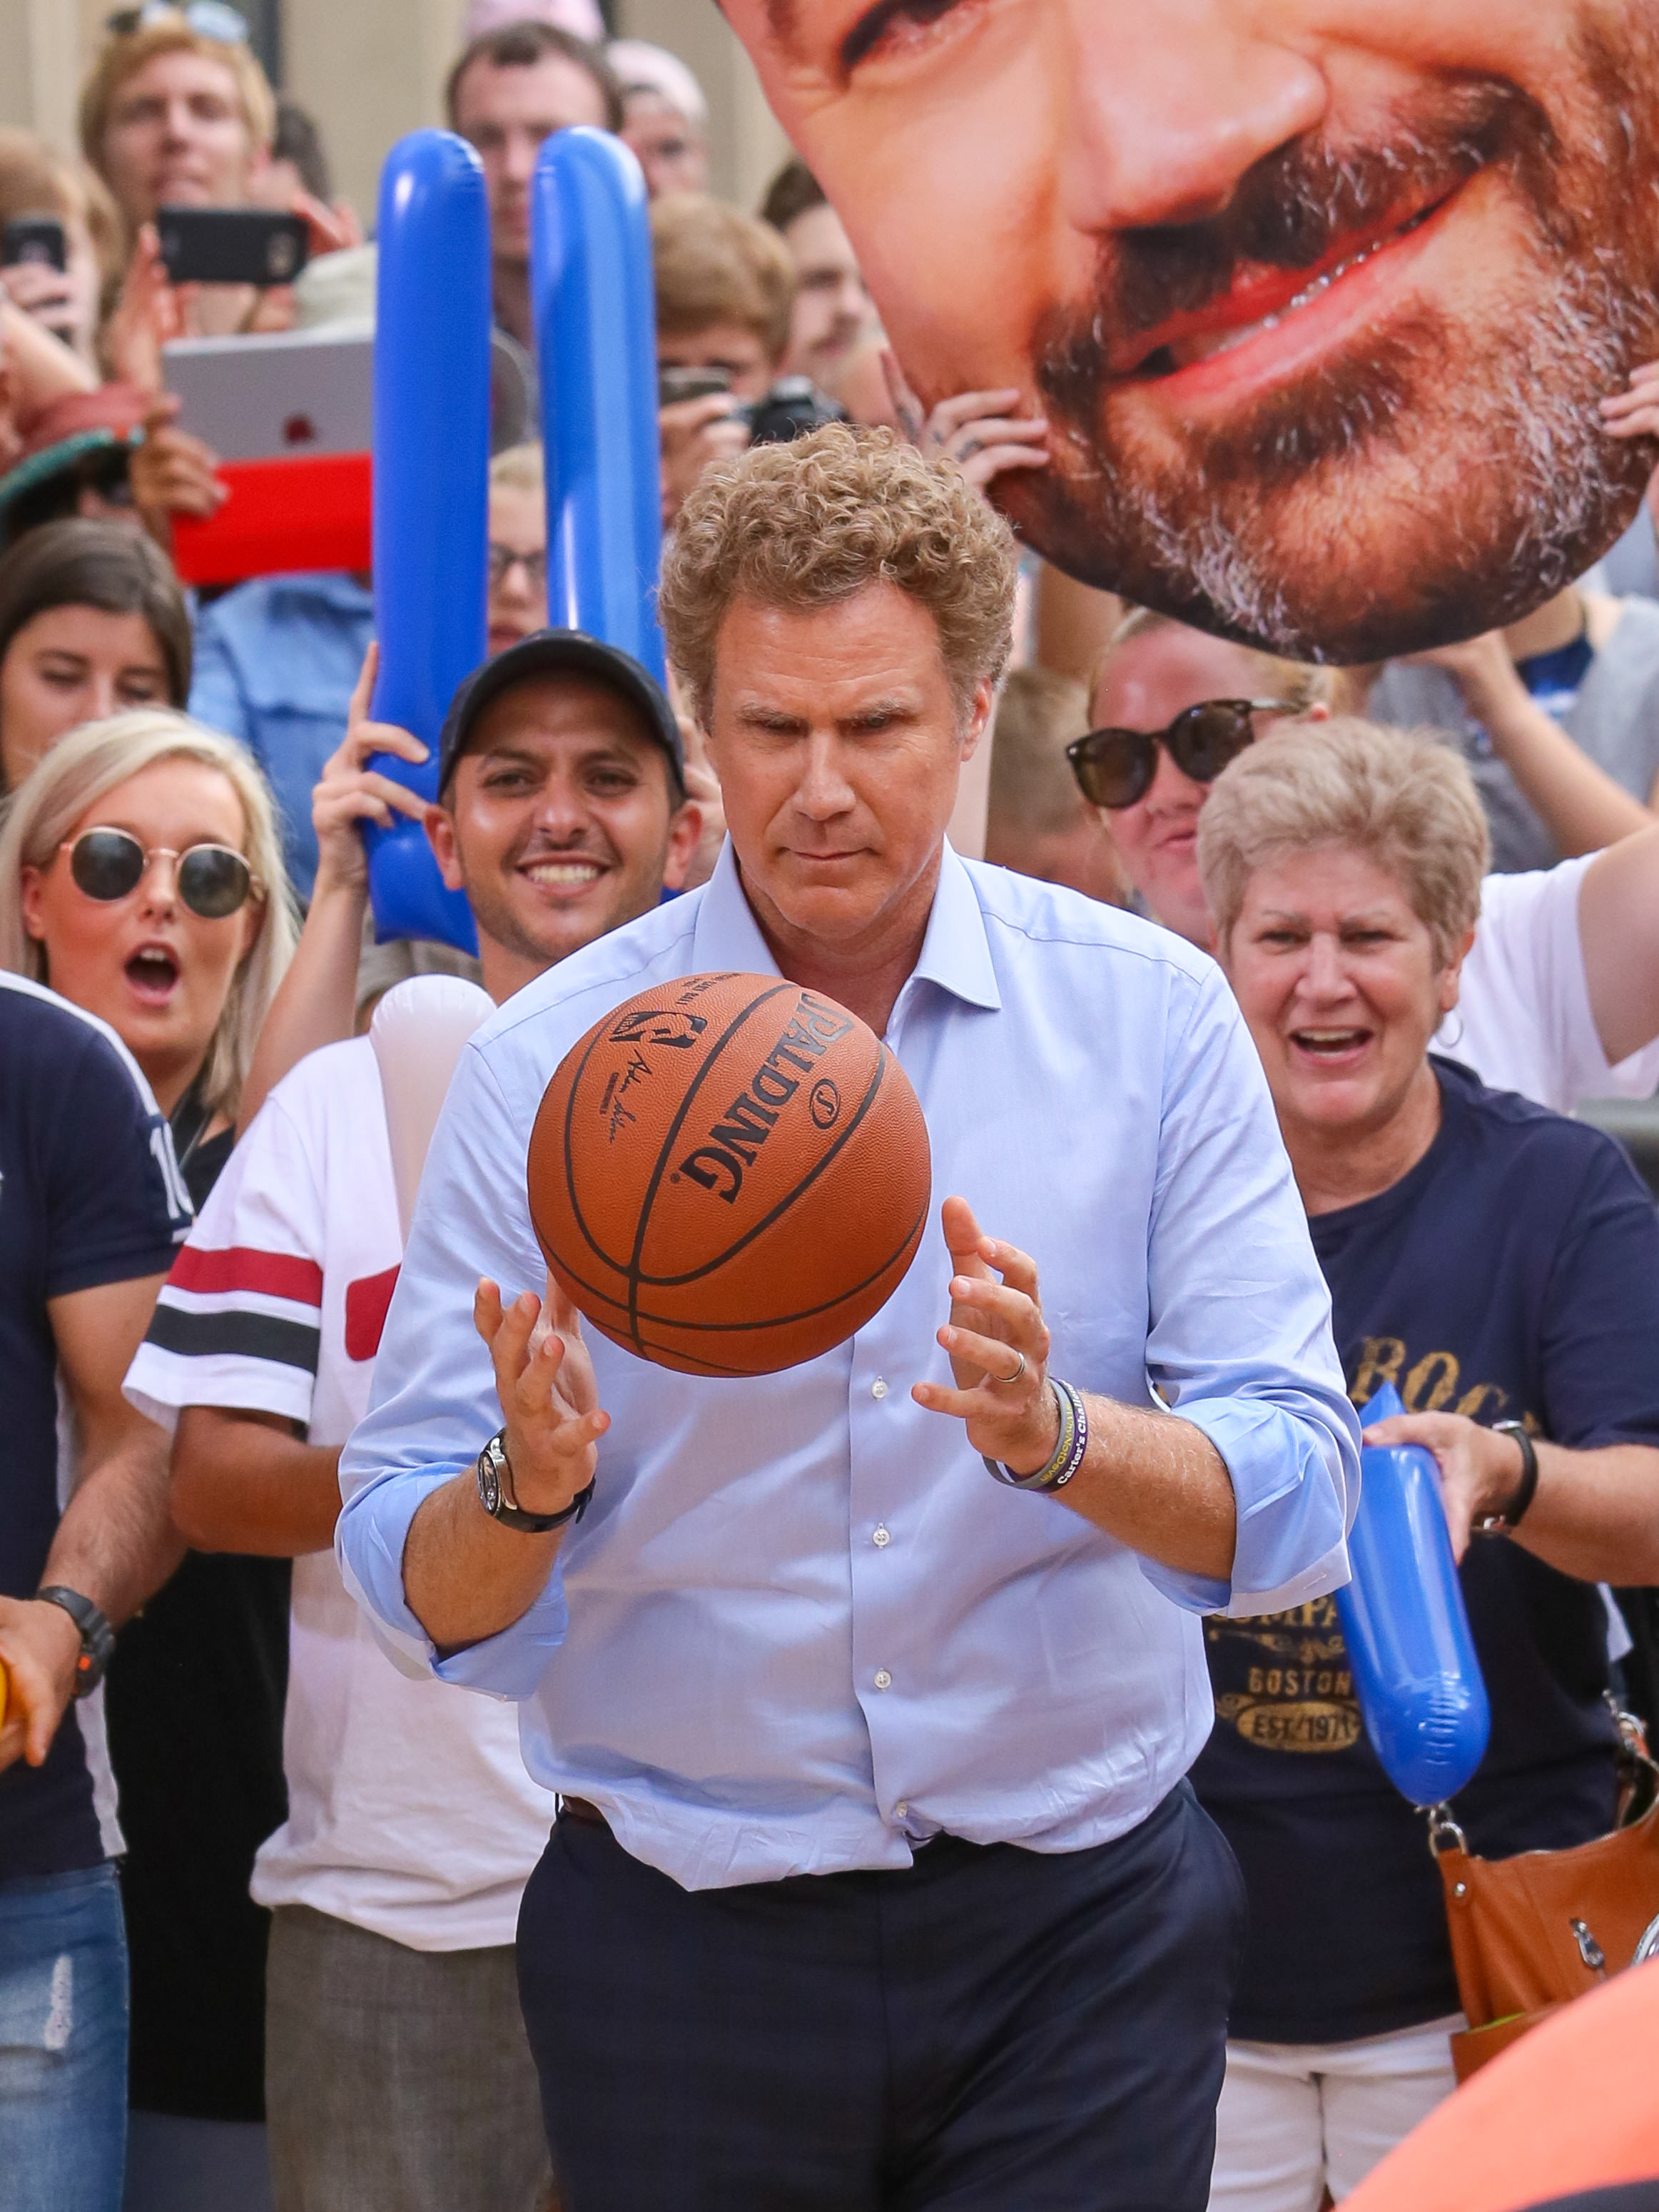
527, 971, 932, 1376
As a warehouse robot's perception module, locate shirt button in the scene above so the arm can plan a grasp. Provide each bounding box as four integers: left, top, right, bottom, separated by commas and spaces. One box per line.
874, 1668, 892, 1690
873, 1524, 891, 1548
895, 1801, 908, 1818
871, 1378, 889, 1400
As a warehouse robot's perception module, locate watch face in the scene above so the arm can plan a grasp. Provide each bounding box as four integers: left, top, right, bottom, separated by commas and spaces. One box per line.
478, 1444, 503, 1516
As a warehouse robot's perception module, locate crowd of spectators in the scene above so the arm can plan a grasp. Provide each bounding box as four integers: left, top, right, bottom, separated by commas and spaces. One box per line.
1, 7, 1658, 2212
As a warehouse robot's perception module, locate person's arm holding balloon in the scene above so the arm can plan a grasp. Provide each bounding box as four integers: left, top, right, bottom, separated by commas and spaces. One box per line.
239, 646, 430, 1132
1401, 630, 1653, 857
1362, 1409, 1659, 1581
1578, 818, 1659, 1064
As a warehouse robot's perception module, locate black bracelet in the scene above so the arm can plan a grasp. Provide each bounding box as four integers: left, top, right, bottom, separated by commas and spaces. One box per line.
1473, 1421, 1540, 1536
35, 1586, 116, 1698
983, 1379, 1089, 1493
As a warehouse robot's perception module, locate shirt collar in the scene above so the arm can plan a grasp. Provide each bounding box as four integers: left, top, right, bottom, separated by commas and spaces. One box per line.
689, 838, 1001, 1015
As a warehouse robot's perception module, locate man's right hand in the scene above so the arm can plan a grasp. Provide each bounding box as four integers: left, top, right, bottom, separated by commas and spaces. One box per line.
0, 1596, 83, 1777
475, 1273, 609, 1518
659, 393, 751, 524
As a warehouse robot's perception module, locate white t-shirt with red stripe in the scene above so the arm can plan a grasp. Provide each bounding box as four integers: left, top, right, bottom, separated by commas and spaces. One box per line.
126, 1037, 555, 1952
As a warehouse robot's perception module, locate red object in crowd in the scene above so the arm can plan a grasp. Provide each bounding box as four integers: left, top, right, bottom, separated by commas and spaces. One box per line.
171, 451, 371, 586
1344, 1962, 1659, 2212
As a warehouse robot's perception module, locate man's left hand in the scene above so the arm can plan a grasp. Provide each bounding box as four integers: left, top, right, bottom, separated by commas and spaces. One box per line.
0, 1597, 83, 1777
1361, 1410, 1531, 1562
911, 1196, 1057, 1476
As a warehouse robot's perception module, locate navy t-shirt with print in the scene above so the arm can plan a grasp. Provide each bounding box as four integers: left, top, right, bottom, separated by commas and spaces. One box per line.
1193, 1059, 1659, 2045
0, 977, 189, 1880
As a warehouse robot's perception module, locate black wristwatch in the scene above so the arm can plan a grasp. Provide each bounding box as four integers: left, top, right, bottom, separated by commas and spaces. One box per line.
1473, 1421, 1541, 1536
476, 1431, 594, 1535
35, 1586, 116, 1698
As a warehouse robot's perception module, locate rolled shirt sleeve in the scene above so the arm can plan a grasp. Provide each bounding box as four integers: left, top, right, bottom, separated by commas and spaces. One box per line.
336, 1044, 569, 1696
1141, 963, 1359, 1617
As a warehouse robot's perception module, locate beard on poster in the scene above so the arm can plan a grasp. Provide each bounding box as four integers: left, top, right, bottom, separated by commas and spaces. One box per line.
724, 0, 1659, 662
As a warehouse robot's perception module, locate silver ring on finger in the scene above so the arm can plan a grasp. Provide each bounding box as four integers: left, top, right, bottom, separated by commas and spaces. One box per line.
994, 1349, 1027, 1389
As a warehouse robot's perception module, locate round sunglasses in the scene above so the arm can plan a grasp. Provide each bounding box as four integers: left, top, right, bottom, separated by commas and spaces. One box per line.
62, 827, 260, 920
1066, 699, 1287, 811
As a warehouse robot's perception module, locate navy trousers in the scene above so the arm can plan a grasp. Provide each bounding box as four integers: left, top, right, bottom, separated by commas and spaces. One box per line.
516, 1780, 1244, 2211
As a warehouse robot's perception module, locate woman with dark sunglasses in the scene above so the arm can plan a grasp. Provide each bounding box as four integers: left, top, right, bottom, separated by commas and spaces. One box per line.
0, 708, 297, 2211
1073, 611, 1338, 948
1076, 609, 1659, 1122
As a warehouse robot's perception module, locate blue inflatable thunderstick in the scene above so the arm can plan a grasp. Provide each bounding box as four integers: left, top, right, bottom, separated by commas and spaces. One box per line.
532, 126, 666, 681
363, 129, 491, 955
1334, 1382, 1491, 1807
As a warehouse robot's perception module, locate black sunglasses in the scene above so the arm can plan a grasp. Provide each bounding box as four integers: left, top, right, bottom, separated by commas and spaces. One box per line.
64, 827, 259, 919
1067, 699, 1287, 811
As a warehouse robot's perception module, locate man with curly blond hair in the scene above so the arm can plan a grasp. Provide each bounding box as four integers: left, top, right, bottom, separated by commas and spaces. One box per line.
338, 426, 1360, 2210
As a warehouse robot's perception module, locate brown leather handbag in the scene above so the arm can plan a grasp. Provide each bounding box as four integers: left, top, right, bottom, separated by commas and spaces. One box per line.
1430, 1707, 1659, 2082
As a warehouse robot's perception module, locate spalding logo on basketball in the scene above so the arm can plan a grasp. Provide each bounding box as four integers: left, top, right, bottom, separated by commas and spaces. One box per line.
527, 971, 931, 1376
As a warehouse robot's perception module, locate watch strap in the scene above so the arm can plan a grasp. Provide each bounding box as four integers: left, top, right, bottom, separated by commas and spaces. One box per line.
477, 1431, 594, 1535
35, 1585, 116, 1697
1474, 1421, 1540, 1535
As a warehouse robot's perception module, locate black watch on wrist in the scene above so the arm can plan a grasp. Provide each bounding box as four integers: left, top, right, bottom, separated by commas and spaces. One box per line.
476, 1431, 594, 1535
35, 1586, 116, 1698
1473, 1421, 1541, 1536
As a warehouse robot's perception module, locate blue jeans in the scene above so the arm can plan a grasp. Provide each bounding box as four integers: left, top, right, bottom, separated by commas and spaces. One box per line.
0, 1862, 128, 2212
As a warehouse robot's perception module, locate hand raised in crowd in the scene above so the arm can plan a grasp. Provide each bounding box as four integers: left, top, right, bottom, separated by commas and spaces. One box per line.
882, 350, 1050, 493
911, 1195, 1060, 1476
0, 258, 79, 352
0, 1594, 83, 1779
1400, 629, 1526, 714
659, 391, 751, 525
129, 392, 225, 552
103, 223, 186, 393
311, 644, 433, 896
475, 1272, 609, 1521
1598, 358, 1659, 442
243, 192, 365, 336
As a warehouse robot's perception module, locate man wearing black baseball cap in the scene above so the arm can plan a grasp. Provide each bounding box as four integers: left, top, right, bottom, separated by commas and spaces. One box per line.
129, 627, 704, 2212
431, 628, 701, 1003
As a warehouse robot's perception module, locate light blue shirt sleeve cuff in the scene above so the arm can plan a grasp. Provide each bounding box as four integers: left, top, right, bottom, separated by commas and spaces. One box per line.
1145, 1394, 1356, 1618
335, 1463, 569, 1699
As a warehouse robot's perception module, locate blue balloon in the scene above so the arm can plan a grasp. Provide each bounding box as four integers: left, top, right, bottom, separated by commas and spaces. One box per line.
531, 128, 665, 683
1335, 1382, 1491, 1806
363, 130, 489, 954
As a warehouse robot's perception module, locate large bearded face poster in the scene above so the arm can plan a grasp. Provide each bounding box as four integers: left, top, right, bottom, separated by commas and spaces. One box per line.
722, 1, 1659, 662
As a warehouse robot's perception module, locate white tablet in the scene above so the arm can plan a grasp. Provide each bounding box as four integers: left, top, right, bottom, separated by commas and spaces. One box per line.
162, 323, 374, 461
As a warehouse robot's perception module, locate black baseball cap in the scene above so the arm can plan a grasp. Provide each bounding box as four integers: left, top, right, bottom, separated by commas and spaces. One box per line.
437, 629, 685, 794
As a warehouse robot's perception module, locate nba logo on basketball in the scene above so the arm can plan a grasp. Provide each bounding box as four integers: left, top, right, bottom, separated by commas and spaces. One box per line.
527, 975, 930, 1375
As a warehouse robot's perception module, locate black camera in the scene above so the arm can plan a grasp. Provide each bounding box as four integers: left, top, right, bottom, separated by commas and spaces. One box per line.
741, 376, 848, 446
657, 365, 847, 445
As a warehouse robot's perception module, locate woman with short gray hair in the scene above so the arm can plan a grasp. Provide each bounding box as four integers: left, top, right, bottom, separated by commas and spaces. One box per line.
1192, 718, 1659, 2211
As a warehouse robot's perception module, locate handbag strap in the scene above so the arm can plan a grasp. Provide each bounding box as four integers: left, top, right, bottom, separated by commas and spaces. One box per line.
1608, 1695, 1659, 1827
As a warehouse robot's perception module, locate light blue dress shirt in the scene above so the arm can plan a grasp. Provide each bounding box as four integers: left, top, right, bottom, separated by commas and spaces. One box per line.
338, 843, 1359, 1891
